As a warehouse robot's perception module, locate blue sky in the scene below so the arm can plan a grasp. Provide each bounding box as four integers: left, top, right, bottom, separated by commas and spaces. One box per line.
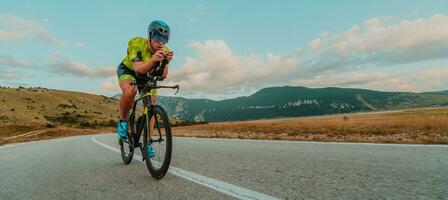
1, 0, 448, 99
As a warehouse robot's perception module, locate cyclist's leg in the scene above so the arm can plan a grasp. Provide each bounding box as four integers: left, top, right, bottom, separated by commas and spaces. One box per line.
116, 64, 138, 138
118, 80, 137, 120
117, 64, 138, 120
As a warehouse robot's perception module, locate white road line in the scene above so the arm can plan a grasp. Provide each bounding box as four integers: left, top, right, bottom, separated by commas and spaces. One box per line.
4, 130, 47, 140
91, 136, 280, 200
0, 143, 25, 149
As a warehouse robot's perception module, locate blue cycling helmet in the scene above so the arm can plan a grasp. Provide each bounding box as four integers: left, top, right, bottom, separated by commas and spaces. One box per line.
148, 20, 170, 43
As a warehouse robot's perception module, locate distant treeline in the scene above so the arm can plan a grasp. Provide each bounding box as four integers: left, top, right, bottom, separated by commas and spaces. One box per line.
0, 86, 49, 89
171, 120, 208, 127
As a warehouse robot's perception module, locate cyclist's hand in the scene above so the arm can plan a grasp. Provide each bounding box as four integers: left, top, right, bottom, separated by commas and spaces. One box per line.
151, 50, 165, 62
165, 51, 174, 61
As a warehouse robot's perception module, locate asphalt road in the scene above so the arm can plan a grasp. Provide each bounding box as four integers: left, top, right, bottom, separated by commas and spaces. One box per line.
1, 133, 447, 200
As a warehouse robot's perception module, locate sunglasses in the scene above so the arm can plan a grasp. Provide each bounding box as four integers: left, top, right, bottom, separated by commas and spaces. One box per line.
151, 33, 169, 44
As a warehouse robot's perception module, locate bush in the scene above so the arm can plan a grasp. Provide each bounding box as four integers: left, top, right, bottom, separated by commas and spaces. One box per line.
80, 121, 92, 129
108, 119, 115, 126
93, 119, 116, 128
58, 103, 78, 109
45, 122, 55, 128
45, 113, 79, 124
0, 115, 9, 122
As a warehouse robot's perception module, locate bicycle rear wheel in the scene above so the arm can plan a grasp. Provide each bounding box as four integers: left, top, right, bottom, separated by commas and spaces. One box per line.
143, 105, 172, 179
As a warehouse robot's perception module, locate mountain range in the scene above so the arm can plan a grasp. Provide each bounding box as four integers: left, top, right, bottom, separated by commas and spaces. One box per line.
112, 86, 448, 122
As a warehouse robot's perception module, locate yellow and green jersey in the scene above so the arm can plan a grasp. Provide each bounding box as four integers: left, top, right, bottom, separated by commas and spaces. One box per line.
122, 37, 170, 71
118, 37, 170, 96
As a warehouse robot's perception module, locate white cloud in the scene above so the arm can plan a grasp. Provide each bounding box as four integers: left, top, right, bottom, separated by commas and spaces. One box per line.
100, 76, 120, 91
289, 72, 414, 92
0, 55, 32, 68
0, 72, 20, 80
305, 14, 448, 75
49, 60, 115, 78
320, 31, 329, 37
364, 17, 383, 30
383, 16, 394, 21
309, 38, 322, 50
167, 40, 299, 96
289, 66, 448, 93
0, 81, 29, 87
74, 42, 84, 47
292, 48, 304, 56
0, 13, 63, 45
50, 51, 64, 57
408, 67, 448, 90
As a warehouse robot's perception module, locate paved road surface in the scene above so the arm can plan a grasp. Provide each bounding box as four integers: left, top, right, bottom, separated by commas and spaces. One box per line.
1, 133, 447, 199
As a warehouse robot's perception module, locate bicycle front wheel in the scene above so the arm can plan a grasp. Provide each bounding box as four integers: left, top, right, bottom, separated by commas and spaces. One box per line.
119, 119, 134, 164
143, 105, 173, 179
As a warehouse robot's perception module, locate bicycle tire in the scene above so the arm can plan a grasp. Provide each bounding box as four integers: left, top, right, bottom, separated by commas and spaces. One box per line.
142, 105, 172, 179
120, 118, 135, 164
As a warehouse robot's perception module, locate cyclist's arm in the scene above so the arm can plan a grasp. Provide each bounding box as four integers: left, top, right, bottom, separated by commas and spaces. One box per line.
163, 64, 168, 78
162, 50, 172, 78
127, 38, 160, 74
133, 60, 157, 74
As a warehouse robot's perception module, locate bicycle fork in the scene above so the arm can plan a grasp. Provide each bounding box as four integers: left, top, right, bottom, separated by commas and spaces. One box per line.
141, 106, 151, 161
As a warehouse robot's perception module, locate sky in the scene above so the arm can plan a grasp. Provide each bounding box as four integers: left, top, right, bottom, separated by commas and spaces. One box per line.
1, 0, 448, 100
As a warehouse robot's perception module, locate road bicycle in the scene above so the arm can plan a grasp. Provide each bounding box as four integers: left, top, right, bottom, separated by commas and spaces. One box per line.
119, 59, 179, 179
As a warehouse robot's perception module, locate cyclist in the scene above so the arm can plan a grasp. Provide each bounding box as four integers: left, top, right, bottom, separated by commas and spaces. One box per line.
116, 20, 174, 158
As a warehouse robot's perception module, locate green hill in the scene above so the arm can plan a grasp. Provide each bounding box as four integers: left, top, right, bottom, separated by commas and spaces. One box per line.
423, 90, 448, 96
152, 86, 448, 122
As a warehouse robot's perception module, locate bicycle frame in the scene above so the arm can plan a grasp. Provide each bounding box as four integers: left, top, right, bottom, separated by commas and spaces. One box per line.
127, 78, 179, 148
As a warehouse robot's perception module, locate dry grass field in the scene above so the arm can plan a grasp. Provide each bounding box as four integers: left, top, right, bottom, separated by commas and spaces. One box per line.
0, 87, 118, 144
173, 107, 448, 144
